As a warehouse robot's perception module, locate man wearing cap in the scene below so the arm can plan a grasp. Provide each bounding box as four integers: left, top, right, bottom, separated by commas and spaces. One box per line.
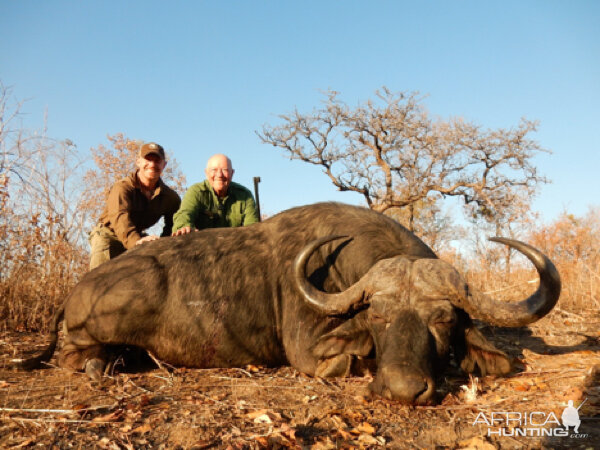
172, 153, 258, 235
88, 142, 181, 269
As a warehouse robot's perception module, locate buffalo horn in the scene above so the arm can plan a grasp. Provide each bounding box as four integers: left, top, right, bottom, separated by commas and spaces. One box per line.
294, 235, 369, 315
456, 237, 561, 327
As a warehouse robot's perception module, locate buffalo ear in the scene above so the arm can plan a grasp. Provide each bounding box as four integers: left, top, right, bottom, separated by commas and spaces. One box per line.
455, 324, 513, 376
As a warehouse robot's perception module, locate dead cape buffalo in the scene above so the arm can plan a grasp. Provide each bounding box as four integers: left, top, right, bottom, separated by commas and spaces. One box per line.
21, 202, 560, 404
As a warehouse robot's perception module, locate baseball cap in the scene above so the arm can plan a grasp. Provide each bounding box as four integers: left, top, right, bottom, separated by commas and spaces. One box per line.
139, 142, 165, 160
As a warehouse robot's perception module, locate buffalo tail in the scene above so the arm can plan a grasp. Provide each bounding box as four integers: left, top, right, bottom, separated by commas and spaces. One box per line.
17, 304, 64, 370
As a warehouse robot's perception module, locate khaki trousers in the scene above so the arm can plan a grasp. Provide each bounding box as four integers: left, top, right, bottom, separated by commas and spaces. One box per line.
88, 224, 127, 270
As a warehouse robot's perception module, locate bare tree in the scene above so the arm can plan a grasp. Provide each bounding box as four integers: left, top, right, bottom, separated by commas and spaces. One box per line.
385, 196, 465, 252
0, 82, 43, 191
0, 82, 91, 250
0, 83, 91, 329
259, 88, 549, 236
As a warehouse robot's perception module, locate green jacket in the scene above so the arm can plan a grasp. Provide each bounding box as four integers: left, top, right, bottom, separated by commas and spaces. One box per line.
172, 180, 259, 232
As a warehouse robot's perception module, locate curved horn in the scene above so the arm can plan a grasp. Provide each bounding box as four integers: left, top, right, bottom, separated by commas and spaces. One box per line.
455, 237, 561, 327
294, 235, 369, 315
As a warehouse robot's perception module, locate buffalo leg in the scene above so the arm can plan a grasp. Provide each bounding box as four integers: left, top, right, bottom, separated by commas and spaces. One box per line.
315, 354, 352, 377
58, 330, 108, 381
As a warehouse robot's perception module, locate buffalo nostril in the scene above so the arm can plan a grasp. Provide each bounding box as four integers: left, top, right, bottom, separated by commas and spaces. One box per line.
392, 374, 430, 403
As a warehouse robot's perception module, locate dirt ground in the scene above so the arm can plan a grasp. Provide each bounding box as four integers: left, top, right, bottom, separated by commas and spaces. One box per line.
1, 309, 599, 449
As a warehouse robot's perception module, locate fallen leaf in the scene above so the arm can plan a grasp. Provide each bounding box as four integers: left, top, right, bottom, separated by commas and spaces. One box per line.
246, 409, 268, 419
93, 409, 124, 422
139, 395, 151, 407
458, 436, 496, 450
132, 423, 152, 434
72, 403, 90, 416
280, 423, 296, 441
269, 410, 283, 421
267, 433, 293, 447
441, 393, 460, 406
311, 437, 337, 450
192, 440, 217, 449
97, 437, 111, 449
336, 429, 353, 440
253, 413, 272, 424
11, 439, 35, 449
73, 403, 89, 409
356, 422, 376, 434
358, 433, 381, 445
125, 409, 142, 421
302, 394, 318, 403
562, 387, 584, 401
254, 436, 268, 446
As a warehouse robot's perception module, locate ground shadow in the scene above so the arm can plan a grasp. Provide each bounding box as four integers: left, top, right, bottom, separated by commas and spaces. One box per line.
478, 323, 599, 358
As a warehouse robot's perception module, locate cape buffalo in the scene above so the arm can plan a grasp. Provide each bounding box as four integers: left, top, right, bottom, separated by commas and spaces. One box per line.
21, 202, 560, 404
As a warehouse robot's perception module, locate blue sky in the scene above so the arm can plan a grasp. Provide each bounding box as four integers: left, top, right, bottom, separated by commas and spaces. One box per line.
1, 1, 598, 221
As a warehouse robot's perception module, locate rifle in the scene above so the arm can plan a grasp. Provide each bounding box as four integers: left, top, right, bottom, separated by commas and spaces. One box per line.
253, 176, 262, 222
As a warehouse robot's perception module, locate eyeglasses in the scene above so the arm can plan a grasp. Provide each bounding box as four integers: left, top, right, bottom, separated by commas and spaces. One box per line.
208, 168, 230, 175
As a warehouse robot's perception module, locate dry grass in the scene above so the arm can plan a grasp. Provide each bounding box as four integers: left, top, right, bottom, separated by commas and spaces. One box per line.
0, 209, 87, 332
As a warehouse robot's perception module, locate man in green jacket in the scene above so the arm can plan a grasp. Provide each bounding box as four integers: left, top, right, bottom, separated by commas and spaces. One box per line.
172, 154, 259, 235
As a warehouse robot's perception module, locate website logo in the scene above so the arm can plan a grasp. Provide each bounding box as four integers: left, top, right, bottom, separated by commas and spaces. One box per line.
473, 398, 589, 439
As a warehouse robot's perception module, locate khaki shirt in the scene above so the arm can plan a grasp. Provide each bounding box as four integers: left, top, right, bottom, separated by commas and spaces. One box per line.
99, 171, 181, 249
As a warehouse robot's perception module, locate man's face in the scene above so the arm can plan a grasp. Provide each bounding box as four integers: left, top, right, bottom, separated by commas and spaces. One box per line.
136, 154, 166, 186
205, 155, 234, 197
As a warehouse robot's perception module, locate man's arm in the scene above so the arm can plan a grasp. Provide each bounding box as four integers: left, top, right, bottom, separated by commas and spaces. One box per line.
106, 183, 144, 249
242, 194, 260, 226
172, 184, 202, 234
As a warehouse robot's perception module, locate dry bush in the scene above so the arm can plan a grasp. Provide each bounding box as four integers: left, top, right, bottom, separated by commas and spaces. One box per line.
0, 84, 87, 331
440, 208, 600, 314
0, 123, 89, 330
526, 208, 600, 312
0, 208, 87, 331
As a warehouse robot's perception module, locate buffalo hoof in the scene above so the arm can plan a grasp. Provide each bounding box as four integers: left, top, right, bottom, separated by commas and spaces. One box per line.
84, 358, 105, 382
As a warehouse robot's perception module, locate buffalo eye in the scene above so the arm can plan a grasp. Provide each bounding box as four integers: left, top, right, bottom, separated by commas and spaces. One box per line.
369, 312, 388, 325
431, 311, 457, 328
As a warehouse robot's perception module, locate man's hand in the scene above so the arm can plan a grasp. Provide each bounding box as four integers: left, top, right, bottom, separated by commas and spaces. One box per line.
136, 235, 160, 245
172, 226, 198, 236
